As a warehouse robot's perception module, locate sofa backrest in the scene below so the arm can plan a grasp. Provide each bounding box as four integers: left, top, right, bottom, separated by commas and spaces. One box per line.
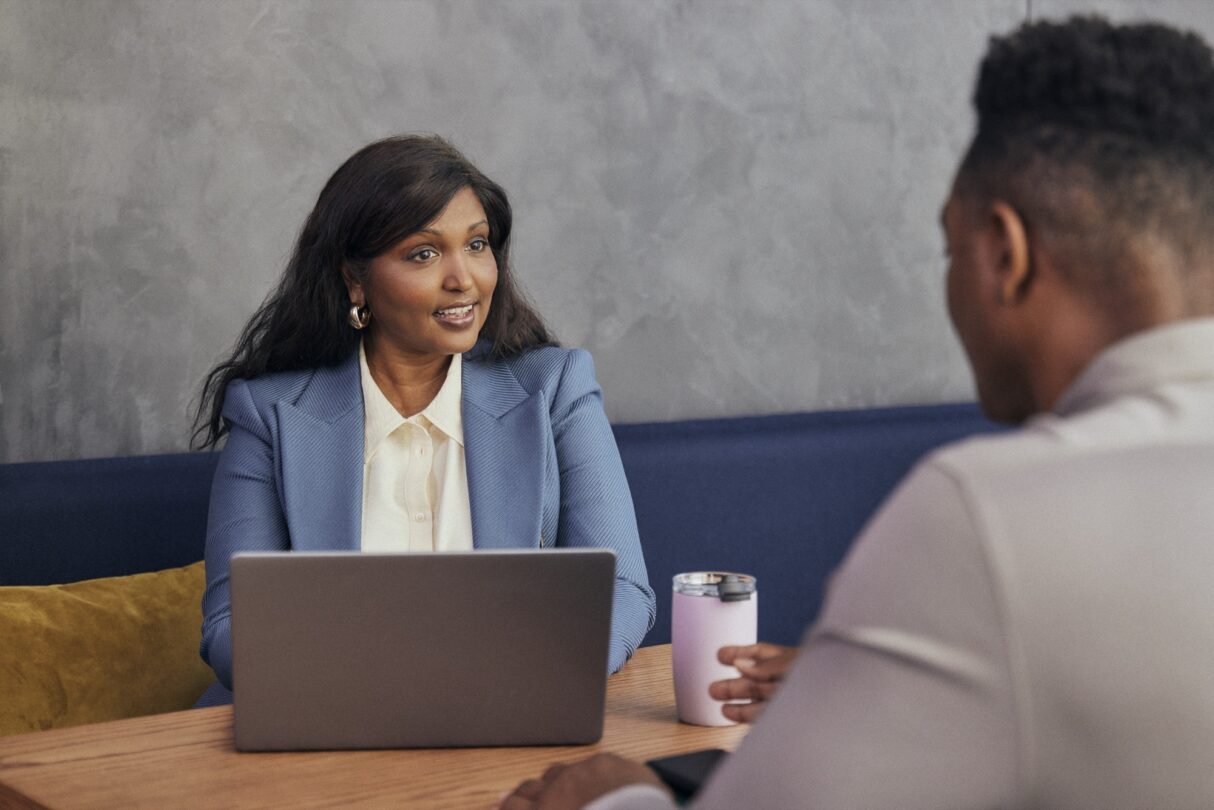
1, 453, 219, 587
618, 403, 1003, 646
0, 403, 1003, 645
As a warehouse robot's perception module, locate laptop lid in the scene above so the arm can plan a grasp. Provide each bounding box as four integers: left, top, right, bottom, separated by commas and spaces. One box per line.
230, 548, 615, 751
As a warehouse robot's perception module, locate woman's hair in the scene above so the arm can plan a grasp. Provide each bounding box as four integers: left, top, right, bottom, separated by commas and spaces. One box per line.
192, 134, 555, 448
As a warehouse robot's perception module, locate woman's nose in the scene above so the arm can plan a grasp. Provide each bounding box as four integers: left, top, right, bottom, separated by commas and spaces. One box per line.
443, 254, 473, 290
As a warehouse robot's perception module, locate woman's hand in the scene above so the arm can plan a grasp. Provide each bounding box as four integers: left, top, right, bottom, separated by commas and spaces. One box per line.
709, 643, 799, 723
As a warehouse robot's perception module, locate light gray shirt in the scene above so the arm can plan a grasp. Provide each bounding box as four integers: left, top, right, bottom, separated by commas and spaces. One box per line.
595, 318, 1214, 810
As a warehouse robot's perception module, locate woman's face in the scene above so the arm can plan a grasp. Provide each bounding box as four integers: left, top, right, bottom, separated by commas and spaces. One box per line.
347, 187, 498, 363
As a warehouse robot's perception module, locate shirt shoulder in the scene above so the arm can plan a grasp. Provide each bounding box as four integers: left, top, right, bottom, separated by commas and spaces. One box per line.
925, 381, 1214, 488
921, 421, 1061, 482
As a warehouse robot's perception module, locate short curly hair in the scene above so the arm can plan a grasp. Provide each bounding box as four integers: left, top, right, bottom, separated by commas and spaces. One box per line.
956, 15, 1214, 309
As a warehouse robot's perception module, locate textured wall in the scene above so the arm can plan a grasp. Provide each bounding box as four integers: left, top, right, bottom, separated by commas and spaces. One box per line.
2, 0, 1212, 463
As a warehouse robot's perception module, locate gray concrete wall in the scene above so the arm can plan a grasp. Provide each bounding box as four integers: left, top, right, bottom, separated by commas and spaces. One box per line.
2, 0, 1212, 462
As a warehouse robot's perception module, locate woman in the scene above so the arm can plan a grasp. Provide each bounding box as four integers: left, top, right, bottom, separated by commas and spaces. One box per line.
193, 135, 654, 700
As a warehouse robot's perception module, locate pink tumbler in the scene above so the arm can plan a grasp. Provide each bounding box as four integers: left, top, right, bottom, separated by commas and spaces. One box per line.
671, 572, 757, 726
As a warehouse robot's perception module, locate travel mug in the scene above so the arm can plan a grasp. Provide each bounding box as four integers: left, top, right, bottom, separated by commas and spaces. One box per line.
671, 572, 757, 726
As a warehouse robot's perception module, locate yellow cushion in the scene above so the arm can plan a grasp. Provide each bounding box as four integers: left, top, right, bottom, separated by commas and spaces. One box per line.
0, 561, 213, 736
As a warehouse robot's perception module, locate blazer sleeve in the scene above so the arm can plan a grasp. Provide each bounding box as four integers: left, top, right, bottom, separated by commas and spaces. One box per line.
199, 378, 291, 690
548, 349, 657, 672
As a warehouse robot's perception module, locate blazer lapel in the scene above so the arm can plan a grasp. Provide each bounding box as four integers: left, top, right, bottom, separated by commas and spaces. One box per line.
462, 350, 545, 549
276, 354, 364, 551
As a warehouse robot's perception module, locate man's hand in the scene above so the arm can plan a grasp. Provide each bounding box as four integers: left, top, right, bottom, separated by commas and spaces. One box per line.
709, 642, 798, 723
498, 752, 669, 810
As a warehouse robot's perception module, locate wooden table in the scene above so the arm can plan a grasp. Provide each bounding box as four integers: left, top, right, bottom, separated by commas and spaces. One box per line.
0, 645, 747, 809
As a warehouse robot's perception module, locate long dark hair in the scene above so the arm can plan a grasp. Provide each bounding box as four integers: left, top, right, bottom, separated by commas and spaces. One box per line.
192, 135, 554, 448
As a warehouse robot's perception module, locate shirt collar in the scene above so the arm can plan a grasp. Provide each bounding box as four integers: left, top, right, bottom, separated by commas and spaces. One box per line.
360, 344, 465, 450
1053, 317, 1214, 417
421, 352, 464, 446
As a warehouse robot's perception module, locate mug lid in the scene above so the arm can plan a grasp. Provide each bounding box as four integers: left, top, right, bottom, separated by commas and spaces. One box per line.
673, 571, 756, 601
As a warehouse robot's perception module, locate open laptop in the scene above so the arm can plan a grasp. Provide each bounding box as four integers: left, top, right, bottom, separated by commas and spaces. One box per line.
230, 548, 615, 751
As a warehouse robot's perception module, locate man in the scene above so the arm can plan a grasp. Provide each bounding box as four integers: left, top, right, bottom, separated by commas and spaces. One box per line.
502, 15, 1214, 810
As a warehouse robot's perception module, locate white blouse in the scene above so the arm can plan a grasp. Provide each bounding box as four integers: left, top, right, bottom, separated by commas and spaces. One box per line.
358, 344, 474, 552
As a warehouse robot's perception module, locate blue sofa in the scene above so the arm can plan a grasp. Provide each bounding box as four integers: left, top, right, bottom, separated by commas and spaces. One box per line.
0, 403, 1002, 647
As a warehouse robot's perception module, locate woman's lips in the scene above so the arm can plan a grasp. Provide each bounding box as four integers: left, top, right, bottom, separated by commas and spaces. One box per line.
434, 302, 476, 328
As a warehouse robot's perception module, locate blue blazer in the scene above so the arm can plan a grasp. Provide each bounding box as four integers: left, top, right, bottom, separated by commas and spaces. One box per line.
200, 344, 655, 689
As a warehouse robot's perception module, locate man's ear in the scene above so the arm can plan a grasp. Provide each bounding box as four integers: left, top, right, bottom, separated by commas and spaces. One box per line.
987, 200, 1032, 305
341, 264, 365, 306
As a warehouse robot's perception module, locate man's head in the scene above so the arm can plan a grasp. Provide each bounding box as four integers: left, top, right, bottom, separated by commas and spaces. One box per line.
944, 16, 1214, 423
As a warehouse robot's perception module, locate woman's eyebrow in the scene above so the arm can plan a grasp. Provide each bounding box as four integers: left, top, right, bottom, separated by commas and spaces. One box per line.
413, 220, 488, 237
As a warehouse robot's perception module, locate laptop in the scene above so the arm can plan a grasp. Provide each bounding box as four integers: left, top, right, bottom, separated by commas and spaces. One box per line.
230, 548, 615, 751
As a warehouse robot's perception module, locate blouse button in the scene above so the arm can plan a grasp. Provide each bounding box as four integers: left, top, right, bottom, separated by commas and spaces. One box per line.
413, 512, 426, 522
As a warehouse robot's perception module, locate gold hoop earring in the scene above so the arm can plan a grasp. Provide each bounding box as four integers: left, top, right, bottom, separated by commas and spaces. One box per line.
348, 305, 371, 330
